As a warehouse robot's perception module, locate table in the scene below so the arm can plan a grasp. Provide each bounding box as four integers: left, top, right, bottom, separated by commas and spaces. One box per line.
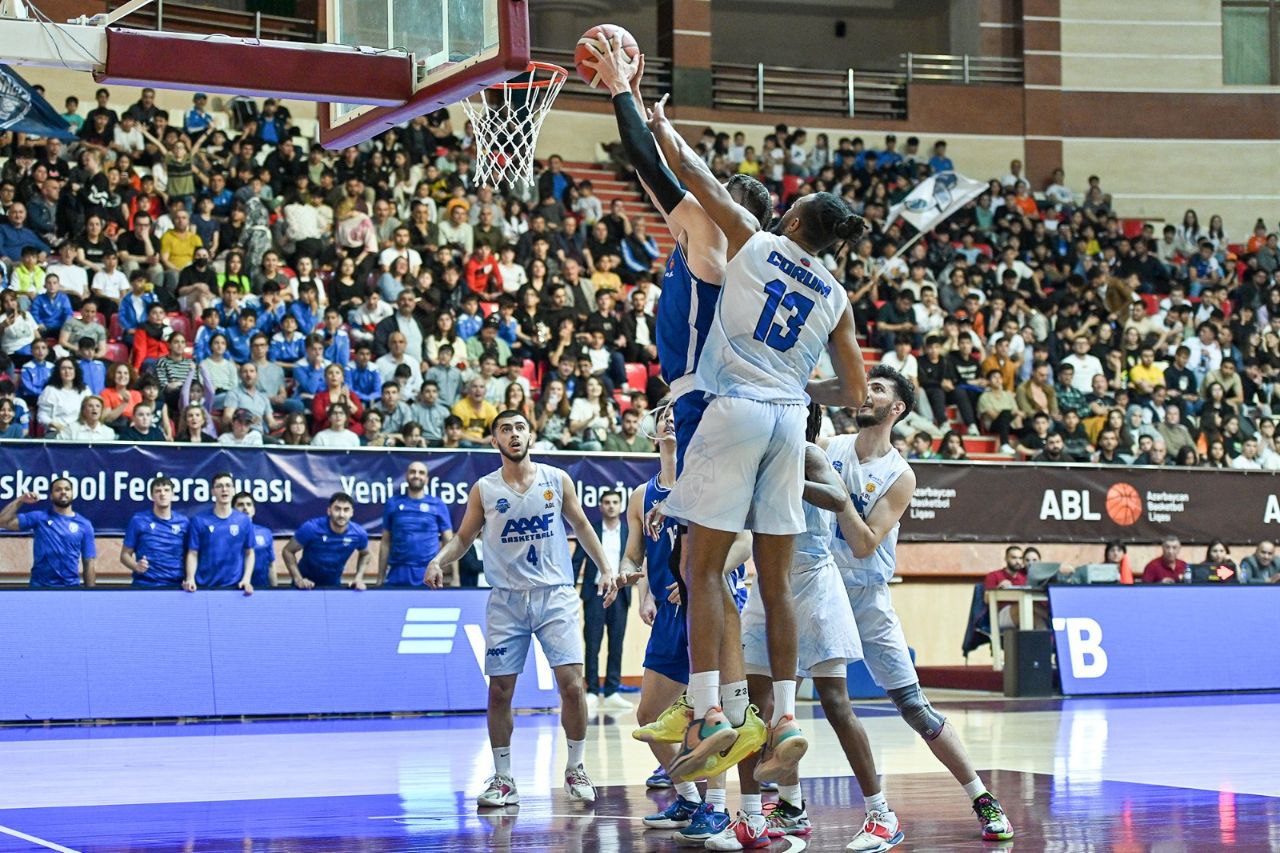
986, 587, 1049, 671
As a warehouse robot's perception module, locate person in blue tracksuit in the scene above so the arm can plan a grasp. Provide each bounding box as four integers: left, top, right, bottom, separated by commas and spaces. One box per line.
282, 493, 371, 589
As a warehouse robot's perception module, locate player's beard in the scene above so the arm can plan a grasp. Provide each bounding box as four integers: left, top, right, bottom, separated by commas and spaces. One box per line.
855, 402, 892, 428
497, 442, 530, 463
51, 496, 73, 508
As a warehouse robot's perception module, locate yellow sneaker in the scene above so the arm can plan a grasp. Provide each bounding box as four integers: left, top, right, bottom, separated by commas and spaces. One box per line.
713, 704, 767, 771
632, 694, 692, 744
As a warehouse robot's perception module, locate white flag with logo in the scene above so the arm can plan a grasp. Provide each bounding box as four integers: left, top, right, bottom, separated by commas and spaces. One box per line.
886, 171, 987, 234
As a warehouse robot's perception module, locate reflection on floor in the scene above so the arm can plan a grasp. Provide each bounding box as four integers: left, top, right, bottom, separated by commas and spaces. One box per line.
0, 692, 1277, 851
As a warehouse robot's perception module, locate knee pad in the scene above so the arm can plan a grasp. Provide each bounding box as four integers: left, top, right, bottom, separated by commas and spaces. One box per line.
807, 658, 848, 679
887, 683, 946, 741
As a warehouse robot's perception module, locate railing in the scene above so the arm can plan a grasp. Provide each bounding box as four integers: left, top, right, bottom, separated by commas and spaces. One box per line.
901, 53, 1024, 85
531, 47, 672, 105
712, 62, 906, 120
105, 0, 318, 41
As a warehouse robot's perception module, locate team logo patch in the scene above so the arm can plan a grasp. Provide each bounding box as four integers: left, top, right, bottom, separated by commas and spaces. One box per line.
866, 483, 876, 493
832, 460, 844, 473
171, 525, 180, 534
256, 536, 266, 546
543, 489, 554, 502
486, 647, 507, 657
496, 498, 510, 514
230, 524, 240, 536
68, 522, 78, 533
419, 503, 428, 512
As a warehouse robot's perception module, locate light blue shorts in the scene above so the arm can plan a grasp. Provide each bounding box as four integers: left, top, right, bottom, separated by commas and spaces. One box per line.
484, 585, 584, 677
743, 558, 861, 677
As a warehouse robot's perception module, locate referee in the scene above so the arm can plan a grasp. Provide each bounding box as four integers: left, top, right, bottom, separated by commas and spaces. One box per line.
282, 493, 371, 589
185, 472, 254, 594
121, 476, 188, 588
0, 479, 97, 587
379, 461, 454, 587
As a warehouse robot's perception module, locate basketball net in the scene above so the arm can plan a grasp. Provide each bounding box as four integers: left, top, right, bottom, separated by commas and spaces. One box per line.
462, 61, 566, 189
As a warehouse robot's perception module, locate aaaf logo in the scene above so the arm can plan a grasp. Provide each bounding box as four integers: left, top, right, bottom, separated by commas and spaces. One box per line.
501, 513, 555, 538
486, 647, 507, 657
832, 460, 844, 473
496, 498, 510, 514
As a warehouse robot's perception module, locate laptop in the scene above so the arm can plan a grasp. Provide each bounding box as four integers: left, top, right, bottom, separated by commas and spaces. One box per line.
1026, 561, 1063, 587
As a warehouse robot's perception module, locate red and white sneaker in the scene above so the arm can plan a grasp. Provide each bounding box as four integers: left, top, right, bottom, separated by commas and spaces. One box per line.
705, 810, 770, 850
476, 773, 519, 808
846, 810, 904, 852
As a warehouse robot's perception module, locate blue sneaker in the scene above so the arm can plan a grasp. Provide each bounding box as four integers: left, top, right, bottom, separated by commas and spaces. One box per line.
646, 766, 673, 789
674, 803, 731, 846
643, 795, 701, 828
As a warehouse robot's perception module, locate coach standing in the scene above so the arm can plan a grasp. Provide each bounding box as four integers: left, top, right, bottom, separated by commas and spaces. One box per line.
283, 493, 371, 589
121, 476, 188, 588
0, 478, 96, 587
184, 472, 254, 594
379, 461, 454, 587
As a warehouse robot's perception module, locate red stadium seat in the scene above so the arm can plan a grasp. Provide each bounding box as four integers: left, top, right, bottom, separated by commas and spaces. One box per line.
168, 314, 192, 340
105, 342, 130, 364
521, 358, 537, 385
624, 362, 646, 391
480, 301, 497, 317
108, 313, 124, 341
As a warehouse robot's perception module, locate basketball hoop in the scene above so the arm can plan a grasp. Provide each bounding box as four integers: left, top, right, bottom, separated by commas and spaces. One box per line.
462, 61, 566, 189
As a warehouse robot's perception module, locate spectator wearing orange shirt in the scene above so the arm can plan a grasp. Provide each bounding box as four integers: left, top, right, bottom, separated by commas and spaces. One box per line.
464, 243, 503, 301
1011, 181, 1039, 219
979, 337, 1020, 393
1141, 535, 1187, 584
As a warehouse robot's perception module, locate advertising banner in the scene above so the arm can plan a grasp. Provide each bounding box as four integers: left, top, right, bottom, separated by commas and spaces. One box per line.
1048, 586, 1280, 695
0, 441, 657, 537
0, 589, 562, 721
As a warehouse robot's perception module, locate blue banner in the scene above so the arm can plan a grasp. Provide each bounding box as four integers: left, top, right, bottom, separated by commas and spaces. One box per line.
1048, 586, 1280, 695
0, 65, 78, 141
0, 441, 658, 536
0, 589, 562, 721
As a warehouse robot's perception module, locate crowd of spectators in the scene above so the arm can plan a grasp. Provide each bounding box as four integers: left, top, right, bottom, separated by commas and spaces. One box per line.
1, 87, 1279, 469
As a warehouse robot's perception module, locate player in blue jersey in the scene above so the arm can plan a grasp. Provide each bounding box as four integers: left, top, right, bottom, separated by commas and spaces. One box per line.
0, 478, 96, 587
425, 410, 618, 809
281, 492, 371, 589
121, 476, 189, 588
380, 460, 454, 588
233, 493, 277, 588
581, 36, 774, 793
184, 472, 254, 594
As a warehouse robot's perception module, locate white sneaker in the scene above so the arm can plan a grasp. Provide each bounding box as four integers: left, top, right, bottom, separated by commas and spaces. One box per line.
602, 692, 632, 712
564, 764, 597, 803
999, 443, 1016, 455
585, 692, 600, 714
704, 810, 768, 850
847, 810, 905, 851
967, 424, 980, 436
476, 773, 519, 807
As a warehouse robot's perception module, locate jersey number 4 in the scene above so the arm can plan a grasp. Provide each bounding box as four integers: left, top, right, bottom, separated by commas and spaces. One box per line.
753, 279, 815, 352
525, 545, 538, 566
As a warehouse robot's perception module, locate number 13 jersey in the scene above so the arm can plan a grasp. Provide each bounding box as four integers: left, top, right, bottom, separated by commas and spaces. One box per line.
477, 463, 574, 590
695, 231, 849, 405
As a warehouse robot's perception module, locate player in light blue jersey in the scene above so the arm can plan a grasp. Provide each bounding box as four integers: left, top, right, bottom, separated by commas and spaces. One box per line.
647, 94, 869, 799
426, 410, 618, 810
822, 365, 1014, 846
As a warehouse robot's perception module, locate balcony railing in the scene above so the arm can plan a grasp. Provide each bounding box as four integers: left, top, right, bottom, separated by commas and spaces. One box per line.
901, 53, 1024, 85
105, 0, 317, 41
712, 62, 906, 120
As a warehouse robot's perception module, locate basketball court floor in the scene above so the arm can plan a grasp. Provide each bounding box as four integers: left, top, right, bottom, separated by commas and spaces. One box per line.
0, 691, 1276, 851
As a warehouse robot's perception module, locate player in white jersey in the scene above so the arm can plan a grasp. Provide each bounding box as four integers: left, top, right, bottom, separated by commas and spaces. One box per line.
426, 410, 619, 810
647, 97, 868, 789
710, 405, 892, 849
819, 365, 1015, 846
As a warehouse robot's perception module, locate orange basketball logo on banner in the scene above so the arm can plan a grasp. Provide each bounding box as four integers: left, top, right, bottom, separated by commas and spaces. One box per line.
1106, 482, 1142, 526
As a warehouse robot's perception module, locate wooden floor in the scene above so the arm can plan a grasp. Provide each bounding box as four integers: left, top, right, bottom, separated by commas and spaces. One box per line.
0, 692, 1277, 851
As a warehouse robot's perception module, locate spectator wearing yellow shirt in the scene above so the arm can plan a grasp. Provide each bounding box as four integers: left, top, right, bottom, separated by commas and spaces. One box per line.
450, 377, 497, 446
737, 145, 761, 177
590, 255, 623, 294
159, 208, 203, 297
10, 245, 46, 306
1128, 347, 1166, 396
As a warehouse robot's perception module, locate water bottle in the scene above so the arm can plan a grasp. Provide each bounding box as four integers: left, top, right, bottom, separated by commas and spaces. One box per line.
1183, 563, 1192, 584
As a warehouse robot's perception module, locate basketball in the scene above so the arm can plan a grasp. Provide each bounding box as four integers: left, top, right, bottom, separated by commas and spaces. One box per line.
574, 24, 640, 88
1106, 482, 1142, 526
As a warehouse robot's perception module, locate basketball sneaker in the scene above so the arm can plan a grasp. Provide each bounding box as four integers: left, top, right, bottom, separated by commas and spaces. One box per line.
764, 799, 811, 838
973, 793, 1014, 841
758, 781, 778, 792
752, 714, 808, 782
646, 766, 674, 789
713, 704, 767, 771
564, 765, 596, 803
643, 795, 701, 829
633, 695, 692, 744
668, 706, 738, 782
846, 810, 904, 851
705, 810, 770, 850
673, 803, 731, 846
476, 773, 519, 808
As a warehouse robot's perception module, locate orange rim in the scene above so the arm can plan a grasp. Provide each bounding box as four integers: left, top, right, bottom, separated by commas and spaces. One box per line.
490, 61, 568, 91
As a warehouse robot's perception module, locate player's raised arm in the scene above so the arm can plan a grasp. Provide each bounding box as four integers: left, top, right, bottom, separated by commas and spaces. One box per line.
558, 470, 618, 605
808, 305, 868, 407
833, 468, 915, 559
425, 484, 483, 588
647, 96, 759, 259
802, 442, 849, 512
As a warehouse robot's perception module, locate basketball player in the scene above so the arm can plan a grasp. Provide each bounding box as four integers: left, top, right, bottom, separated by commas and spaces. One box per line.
625, 403, 752, 844
581, 35, 772, 785
819, 365, 1014, 845
424, 410, 619, 808
722, 404, 899, 850
646, 96, 868, 795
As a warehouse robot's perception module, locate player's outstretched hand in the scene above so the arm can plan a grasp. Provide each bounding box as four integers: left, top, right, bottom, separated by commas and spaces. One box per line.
580, 33, 636, 96
646, 93, 669, 130
665, 581, 681, 606
238, 579, 254, 596
424, 561, 444, 589
182, 578, 197, 593
631, 53, 646, 105
643, 500, 668, 540
294, 576, 316, 590
597, 571, 618, 607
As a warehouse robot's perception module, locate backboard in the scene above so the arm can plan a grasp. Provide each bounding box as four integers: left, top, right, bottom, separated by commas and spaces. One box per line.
318, 0, 530, 150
